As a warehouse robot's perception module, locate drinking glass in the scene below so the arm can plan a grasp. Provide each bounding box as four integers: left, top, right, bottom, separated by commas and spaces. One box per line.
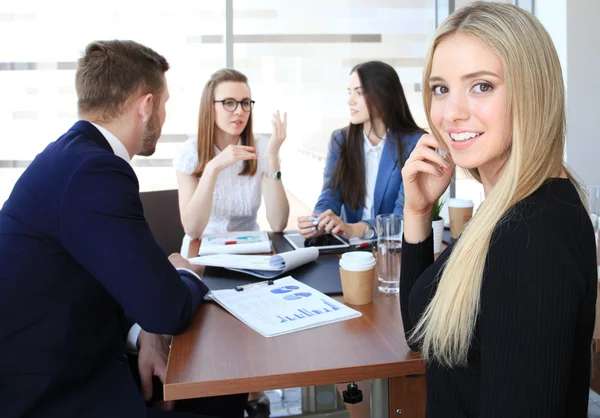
375, 214, 402, 294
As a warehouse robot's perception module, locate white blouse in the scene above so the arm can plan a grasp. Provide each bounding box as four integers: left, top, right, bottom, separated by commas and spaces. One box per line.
173, 136, 268, 235
362, 132, 386, 220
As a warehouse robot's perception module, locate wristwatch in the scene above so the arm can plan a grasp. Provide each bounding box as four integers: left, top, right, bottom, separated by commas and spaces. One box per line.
266, 170, 282, 180
361, 222, 375, 239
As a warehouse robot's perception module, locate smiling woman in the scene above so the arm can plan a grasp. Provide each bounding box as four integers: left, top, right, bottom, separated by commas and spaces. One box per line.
429, 35, 510, 191
400, 2, 597, 417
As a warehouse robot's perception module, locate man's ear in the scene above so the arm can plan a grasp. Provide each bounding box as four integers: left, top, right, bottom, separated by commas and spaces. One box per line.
138, 93, 154, 123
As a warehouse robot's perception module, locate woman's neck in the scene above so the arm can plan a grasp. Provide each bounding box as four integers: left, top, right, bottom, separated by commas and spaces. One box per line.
363, 119, 386, 146
214, 127, 239, 151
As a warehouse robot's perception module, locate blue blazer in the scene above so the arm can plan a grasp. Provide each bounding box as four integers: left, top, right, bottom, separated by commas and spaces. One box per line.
0, 121, 208, 418
314, 128, 422, 228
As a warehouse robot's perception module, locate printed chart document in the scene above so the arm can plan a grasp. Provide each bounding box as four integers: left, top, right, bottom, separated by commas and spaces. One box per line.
199, 231, 272, 256
210, 276, 362, 337
190, 247, 319, 279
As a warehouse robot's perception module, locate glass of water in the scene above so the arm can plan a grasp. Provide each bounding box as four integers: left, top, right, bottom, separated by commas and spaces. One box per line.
376, 214, 402, 294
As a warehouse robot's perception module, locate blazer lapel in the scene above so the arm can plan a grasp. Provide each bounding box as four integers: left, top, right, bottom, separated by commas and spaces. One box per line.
373, 131, 399, 216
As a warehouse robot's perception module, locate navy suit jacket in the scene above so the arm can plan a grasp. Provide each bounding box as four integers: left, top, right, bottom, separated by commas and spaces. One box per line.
314, 128, 422, 229
0, 121, 208, 417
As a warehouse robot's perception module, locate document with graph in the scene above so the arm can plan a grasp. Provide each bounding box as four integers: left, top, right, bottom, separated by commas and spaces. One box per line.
209, 276, 362, 337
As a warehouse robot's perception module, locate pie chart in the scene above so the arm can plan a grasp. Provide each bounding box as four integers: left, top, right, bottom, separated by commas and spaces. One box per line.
270, 285, 300, 294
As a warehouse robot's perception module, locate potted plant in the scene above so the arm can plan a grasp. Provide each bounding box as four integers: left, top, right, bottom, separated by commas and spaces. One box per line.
432, 196, 446, 255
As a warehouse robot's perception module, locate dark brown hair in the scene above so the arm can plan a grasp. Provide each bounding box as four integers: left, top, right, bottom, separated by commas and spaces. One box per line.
76, 40, 169, 121
330, 61, 423, 212
193, 68, 256, 177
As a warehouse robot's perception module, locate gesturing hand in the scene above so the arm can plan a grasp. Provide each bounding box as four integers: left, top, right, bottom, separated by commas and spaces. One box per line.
266, 110, 287, 158
401, 134, 454, 216
209, 144, 257, 173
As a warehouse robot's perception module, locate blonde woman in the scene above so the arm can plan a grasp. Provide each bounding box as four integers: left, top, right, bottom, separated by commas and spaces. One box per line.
400, 2, 596, 416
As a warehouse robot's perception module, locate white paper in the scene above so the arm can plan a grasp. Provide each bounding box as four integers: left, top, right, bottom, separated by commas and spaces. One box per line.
209, 276, 362, 337
189, 247, 319, 279
199, 231, 272, 256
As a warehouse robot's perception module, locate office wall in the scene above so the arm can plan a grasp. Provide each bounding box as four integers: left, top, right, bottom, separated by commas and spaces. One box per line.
536, 0, 600, 186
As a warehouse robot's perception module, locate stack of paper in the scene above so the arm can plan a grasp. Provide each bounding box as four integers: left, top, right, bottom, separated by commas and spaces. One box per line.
209, 276, 362, 337
190, 247, 319, 279
199, 231, 272, 256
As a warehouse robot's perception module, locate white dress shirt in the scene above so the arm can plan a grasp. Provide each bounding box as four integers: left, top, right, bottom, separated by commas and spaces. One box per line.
91, 122, 201, 351
362, 131, 386, 220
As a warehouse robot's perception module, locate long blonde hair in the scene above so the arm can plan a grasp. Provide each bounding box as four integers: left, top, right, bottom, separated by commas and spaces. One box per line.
412, 2, 584, 367
193, 68, 257, 177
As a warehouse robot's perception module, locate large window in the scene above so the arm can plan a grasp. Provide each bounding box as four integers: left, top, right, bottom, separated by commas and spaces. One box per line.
233, 0, 434, 208
0, 1, 226, 203
2, 1, 437, 215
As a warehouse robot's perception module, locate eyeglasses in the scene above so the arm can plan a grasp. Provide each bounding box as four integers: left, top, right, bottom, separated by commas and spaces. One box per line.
214, 98, 255, 112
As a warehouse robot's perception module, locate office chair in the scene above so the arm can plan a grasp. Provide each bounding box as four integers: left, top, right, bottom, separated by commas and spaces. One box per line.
139, 189, 185, 256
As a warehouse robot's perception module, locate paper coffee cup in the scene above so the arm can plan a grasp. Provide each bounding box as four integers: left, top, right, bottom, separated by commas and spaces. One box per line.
447, 198, 474, 239
339, 252, 376, 305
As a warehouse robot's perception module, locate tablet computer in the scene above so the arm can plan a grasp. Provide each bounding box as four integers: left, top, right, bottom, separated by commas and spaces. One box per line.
283, 232, 350, 251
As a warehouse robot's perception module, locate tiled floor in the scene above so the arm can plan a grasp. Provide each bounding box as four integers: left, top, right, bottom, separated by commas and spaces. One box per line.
590, 389, 600, 417
242, 388, 303, 417
246, 388, 600, 417
265, 388, 303, 417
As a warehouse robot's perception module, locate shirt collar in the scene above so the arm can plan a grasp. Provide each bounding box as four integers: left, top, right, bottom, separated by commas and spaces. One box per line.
363, 131, 386, 155
90, 122, 131, 164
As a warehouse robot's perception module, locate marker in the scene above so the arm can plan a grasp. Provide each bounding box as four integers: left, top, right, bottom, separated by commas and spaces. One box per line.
222, 239, 261, 245
354, 242, 371, 249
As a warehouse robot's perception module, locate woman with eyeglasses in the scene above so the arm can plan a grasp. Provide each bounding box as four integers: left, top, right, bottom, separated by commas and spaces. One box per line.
174, 68, 289, 244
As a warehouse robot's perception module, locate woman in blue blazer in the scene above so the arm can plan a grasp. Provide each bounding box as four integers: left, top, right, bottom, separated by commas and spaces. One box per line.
298, 60, 424, 239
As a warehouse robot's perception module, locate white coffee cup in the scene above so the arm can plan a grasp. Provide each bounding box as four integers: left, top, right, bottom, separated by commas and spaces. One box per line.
339, 252, 376, 271
339, 252, 376, 305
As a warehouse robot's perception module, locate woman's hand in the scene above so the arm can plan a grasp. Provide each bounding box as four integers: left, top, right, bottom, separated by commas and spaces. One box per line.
316, 209, 350, 236
401, 134, 454, 216
297, 212, 324, 238
266, 110, 287, 158
207, 144, 257, 174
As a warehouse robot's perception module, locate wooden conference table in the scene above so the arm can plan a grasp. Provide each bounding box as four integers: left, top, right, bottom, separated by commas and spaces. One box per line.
163, 238, 427, 417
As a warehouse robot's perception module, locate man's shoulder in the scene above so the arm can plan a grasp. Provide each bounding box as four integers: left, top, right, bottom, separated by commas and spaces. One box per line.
48, 125, 128, 172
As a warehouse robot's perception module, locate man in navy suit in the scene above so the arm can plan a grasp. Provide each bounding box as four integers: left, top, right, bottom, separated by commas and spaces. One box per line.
0, 40, 246, 417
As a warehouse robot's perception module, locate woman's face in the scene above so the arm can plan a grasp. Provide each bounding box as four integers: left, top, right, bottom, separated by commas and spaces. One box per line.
213, 81, 251, 138
347, 71, 370, 125
429, 33, 512, 178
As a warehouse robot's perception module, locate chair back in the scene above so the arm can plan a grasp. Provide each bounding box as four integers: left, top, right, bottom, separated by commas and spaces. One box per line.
139, 189, 184, 255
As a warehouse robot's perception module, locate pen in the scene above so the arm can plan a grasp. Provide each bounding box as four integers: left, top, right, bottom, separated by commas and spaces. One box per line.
354, 242, 371, 249
337, 229, 352, 240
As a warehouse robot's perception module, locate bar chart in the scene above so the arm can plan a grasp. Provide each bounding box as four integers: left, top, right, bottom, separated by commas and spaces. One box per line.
277, 299, 341, 323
